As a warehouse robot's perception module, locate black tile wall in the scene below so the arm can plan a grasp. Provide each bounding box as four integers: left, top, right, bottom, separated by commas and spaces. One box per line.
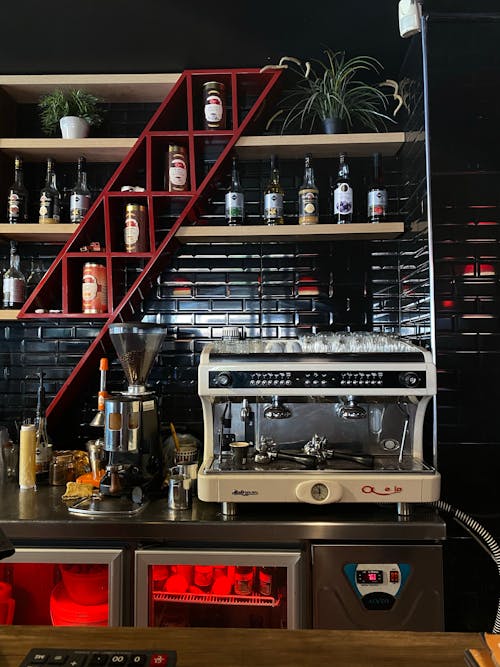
426, 12, 500, 632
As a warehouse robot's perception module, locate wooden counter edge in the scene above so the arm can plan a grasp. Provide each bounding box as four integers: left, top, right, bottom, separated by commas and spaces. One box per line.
0, 626, 485, 667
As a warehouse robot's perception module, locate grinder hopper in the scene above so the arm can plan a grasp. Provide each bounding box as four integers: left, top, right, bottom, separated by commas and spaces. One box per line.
109, 322, 166, 394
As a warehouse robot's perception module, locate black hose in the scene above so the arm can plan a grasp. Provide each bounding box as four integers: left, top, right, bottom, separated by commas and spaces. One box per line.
433, 499, 500, 633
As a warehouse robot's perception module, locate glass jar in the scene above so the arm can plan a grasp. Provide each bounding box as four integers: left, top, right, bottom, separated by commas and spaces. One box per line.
49, 451, 75, 486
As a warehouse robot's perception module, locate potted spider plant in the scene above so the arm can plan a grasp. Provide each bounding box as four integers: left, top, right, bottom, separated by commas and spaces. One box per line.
267, 48, 395, 134
38, 89, 104, 138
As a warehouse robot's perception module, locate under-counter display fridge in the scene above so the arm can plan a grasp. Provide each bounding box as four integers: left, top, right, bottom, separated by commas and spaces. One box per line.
0, 548, 123, 627
135, 549, 303, 629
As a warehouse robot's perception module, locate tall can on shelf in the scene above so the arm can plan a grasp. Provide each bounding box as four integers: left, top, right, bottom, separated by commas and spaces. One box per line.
203, 81, 226, 130
82, 262, 107, 314
124, 203, 148, 252
166, 145, 189, 192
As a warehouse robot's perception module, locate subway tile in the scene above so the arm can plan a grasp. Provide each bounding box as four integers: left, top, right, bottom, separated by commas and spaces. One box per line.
162, 314, 194, 325
228, 314, 260, 325
228, 285, 260, 297
211, 299, 243, 311
261, 313, 295, 325
178, 300, 210, 311
57, 340, 90, 354
194, 314, 227, 325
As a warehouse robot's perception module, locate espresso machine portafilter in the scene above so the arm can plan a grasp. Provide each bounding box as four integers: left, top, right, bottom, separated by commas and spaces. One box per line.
100, 323, 166, 501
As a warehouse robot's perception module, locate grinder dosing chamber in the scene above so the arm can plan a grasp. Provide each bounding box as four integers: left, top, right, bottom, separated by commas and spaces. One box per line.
101, 323, 166, 496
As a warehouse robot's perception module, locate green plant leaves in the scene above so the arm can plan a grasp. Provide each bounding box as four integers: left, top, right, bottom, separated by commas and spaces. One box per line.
270, 48, 395, 134
38, 89, 104, 136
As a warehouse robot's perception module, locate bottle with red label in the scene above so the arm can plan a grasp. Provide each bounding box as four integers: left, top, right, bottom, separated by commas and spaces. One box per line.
124, 203, 147, 252
367, 152, 388, 223
203, 81, 226, 130
2, 241, 26, 308
166, 145, 189, 192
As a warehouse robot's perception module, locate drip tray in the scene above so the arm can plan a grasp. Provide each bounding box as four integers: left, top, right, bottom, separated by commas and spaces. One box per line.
67, 494, 148, 516
207, 454, 434, 474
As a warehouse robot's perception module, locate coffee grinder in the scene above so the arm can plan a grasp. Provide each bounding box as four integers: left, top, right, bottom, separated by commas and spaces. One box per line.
99, 322, 166, 503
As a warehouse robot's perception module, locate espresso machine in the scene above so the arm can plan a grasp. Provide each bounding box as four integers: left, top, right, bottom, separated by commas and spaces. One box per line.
197, 333, 441, 515
97, 322, 166, 504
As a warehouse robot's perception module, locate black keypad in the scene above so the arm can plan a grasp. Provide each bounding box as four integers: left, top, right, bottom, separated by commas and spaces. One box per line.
19, 649, 176, 667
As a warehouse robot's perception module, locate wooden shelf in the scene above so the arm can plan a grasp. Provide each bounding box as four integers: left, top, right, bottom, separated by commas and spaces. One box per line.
0, 73, 181, 103
0, 309, 20, 320
175, 222, 405, 243
0, 132, 406, 164
0, 224, 78, 242
235, 132, 406, 159
0, 138, 136, 162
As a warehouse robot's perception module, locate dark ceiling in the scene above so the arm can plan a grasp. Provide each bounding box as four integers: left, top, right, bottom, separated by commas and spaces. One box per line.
0, 2, 495, 78
2, 1, 407, 76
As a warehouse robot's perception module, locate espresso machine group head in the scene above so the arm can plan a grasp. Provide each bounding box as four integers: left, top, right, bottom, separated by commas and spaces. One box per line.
100, 322, 166, 502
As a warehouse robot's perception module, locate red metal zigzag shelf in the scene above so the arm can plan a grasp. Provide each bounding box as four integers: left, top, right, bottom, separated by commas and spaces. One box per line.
18, 68, 282, 425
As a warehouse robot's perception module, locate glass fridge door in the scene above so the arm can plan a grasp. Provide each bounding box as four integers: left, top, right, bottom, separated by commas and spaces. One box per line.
135, 549, 303, 629
0, 548, 123, 626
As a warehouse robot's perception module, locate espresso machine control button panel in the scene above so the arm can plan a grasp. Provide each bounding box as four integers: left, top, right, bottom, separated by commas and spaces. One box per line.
209, 370, 426, 389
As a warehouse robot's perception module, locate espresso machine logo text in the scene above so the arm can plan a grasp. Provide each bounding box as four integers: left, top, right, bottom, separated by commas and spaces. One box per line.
362, 485, 403, 496
232, 489, 259, 496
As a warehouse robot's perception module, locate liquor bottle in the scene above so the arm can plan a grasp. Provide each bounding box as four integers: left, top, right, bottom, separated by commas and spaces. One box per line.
225, 156, 245, 225
38, 157, 61, 224
7, 155, 29, 224
2, 241, 26, 308
26, 260, 43, 299
70, 156, 91, 223
34, 371, 53, 478
263, 155, 285, 225
332, 153, 353, 224
367, 152, 388, 223
298, 153, 319, 225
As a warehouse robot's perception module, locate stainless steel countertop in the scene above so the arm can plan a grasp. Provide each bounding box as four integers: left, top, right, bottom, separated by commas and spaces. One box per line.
0, 482, 446, 543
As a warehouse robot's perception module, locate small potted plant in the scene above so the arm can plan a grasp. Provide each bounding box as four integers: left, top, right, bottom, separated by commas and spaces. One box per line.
267, 48, 395, 134
38, 89, 104, 138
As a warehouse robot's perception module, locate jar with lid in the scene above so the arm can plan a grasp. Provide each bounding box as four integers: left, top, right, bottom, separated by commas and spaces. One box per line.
202, 81, 226, 130
49, 451, 75, 486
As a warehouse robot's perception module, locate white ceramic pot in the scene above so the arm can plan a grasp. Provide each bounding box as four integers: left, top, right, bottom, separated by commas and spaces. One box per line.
59, 116, 90, 139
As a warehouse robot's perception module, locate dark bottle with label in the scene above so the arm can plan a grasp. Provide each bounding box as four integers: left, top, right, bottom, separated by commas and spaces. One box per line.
7, 155, 29, 224
367, 152, 388, 223
298, 153, 319, 225
38, 157, 61, 224
225, 156, 245, 225
263, 155, 284, 225
2, 241, 26, 308
26, 259, 43, 298
332, 153, 353, 224
70, 156, 91, 223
